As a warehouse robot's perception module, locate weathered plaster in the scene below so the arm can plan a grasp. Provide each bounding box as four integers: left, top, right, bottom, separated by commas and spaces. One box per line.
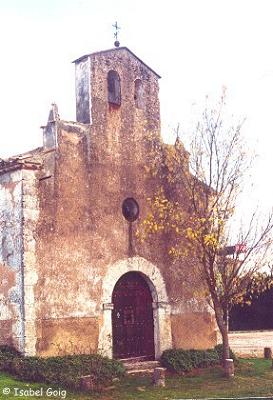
75, 57, 91, 124
0, 170, 24, 350
171, 312, 218, 349
36, 317, 99, 357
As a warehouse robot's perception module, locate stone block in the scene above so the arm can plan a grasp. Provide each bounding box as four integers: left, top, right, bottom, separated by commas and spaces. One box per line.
24, 337, 37, 356
264, 347, 272, 359
22, 181, 37, 196
152, 367, 166, 387
24, 320, 36, 336
224, 358, 234, 378
80, 375, 95, 391
23, 195, 39, 209
23, 303, 36, 319
24, 286, 35, 304
23, 208, 39, 222
23, 251, 36, 267
24, 269, 38, 286
23, 238, 36, 252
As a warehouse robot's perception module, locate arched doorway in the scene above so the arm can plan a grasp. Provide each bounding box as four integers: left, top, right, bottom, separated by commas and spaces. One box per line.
112, 271, 155, 360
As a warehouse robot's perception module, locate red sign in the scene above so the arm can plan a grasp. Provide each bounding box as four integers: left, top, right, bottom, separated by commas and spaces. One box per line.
235, 243, 247, 254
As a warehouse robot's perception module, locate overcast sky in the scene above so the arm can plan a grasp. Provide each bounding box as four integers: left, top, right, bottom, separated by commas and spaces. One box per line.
0, 0, 272, 213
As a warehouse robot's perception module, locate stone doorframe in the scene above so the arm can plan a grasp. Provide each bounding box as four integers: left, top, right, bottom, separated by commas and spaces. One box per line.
98, 256, 172, 359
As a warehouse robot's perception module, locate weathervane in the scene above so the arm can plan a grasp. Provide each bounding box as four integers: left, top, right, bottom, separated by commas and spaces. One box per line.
112, 21, 120, 47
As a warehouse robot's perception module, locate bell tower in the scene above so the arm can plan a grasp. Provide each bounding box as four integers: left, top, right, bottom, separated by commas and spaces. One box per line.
73, 47, 161, 136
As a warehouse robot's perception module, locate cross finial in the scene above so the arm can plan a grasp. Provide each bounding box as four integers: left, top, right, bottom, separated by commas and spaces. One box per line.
112, 21, 121, 47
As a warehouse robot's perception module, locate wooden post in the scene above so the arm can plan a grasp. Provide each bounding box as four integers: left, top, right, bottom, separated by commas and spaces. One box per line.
224, 358, 234, 378
153, 367, 166, 387
264, 347, 272, 359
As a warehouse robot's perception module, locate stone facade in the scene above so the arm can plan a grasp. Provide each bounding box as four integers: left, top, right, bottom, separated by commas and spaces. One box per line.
0, 161, 40, 353
0, 46, 217, 357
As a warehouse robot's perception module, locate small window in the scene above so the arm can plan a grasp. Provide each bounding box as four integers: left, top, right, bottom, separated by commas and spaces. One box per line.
122, 198, 139, 222
134, 79, 143, 109
108, 70, 121, 106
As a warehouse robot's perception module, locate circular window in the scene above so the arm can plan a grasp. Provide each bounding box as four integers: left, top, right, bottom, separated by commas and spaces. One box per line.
122, 198, 139, 222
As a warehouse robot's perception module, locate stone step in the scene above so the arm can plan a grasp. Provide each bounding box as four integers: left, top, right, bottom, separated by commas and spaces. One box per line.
122, 360, 161, 374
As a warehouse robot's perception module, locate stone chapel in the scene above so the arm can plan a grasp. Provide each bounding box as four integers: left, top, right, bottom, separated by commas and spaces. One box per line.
0, 46, 217, 358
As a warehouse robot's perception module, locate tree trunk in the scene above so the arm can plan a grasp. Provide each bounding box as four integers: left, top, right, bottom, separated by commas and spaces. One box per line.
221, 323, 230, 361
223, 308, 229, 332
213, 301, 230, 362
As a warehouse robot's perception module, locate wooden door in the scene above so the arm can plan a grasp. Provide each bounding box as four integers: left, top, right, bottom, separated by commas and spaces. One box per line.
112, 272, 155, 359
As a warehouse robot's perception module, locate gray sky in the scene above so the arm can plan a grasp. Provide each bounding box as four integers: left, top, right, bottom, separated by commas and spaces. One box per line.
0, 0, 272, 211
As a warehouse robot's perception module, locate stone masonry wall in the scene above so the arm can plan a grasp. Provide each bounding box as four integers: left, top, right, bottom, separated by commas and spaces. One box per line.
22, 168, 40, 356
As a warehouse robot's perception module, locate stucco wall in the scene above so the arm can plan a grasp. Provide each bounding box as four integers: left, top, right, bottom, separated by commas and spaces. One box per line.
34, 50, 217, 357
0, 170, 24, 350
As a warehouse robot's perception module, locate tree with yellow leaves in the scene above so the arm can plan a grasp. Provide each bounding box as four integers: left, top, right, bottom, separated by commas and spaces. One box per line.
138, 93, 273, 365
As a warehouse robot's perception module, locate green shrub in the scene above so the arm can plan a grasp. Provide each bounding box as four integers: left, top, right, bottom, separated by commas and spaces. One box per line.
160, 344, 236, 372
0, 346, 125, 392
0, 345, 22, 357
0, 345, 21, 371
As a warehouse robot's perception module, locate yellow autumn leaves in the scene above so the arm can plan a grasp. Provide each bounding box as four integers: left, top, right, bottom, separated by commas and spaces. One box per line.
136, 186, 222, 255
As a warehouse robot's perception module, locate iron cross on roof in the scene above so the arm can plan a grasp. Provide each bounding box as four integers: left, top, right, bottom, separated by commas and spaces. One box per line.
112, 21, 121, 47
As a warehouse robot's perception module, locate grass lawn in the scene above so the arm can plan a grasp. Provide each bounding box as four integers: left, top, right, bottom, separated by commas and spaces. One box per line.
0, 359, 273, 400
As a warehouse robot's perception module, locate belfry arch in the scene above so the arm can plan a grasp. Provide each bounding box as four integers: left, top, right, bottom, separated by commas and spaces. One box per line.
98, 256, 172, 359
